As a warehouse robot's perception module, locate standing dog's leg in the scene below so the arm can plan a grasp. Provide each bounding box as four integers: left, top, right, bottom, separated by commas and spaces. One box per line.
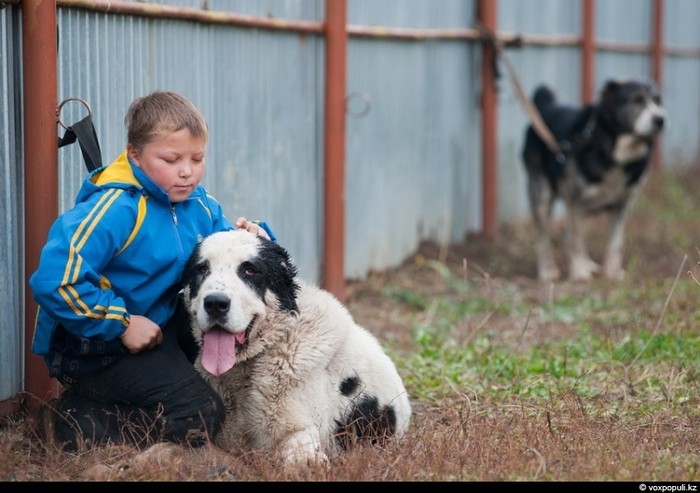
527, 173, 560, 281
565, 199, 600, 281
601, 205, 629, 280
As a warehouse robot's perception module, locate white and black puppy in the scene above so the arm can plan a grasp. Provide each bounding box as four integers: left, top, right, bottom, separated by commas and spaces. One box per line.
522, 79, 666, 281
181, 229, 412, 466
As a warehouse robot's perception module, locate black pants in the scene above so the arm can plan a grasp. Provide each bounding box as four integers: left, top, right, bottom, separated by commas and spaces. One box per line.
52, 315, 224, 451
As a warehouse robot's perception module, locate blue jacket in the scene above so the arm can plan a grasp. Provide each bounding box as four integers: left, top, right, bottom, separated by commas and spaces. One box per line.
30, 151, 233, 373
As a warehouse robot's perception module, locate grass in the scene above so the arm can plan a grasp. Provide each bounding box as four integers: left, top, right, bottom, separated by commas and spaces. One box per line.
3, 167, 700, 481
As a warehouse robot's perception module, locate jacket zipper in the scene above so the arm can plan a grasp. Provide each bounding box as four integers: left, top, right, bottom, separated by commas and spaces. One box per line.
170, 204, 185, 261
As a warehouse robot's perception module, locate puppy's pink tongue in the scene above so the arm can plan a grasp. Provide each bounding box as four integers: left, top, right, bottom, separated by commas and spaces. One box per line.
201, 329, 236, 377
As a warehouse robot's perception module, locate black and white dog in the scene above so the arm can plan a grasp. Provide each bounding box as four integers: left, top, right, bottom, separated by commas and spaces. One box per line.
181, 229, 412, 466
521, 79, 666, 281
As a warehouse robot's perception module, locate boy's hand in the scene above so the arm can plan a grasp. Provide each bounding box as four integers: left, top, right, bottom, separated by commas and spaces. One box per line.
119, 315, 164, 353
235, 216, 271, 240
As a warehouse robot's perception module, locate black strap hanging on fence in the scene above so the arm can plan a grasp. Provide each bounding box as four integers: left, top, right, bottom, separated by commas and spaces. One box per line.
56, 98, 103, 172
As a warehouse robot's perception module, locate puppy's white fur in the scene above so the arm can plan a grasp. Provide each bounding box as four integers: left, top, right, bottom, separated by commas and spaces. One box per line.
182, 230, 411, 466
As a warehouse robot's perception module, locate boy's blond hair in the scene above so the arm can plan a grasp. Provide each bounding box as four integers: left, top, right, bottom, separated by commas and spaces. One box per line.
125, 91, 208, 152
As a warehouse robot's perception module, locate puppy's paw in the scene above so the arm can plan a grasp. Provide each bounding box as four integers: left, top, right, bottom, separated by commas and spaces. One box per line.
281, 446, 330, 469
280, 432, 330, 469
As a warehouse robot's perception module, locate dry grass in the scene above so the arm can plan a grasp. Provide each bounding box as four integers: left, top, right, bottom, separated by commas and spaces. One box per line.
3, 397, 698, 481
3, 167, 700, 481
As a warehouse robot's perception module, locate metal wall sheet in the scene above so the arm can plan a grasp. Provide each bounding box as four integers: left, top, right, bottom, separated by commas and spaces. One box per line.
207, 0, 324, 20
665, 0, 700, 47
595, 52, 652, 89
593, 0, 655, 91
663, 0, 700, 167
662, 54, 700, 167
596, 0, 653, 43
500, 0, 581, 35
345, 37, 481, 278
114, 0, 323, 19
0, 4, 23, 401
345, 0, 481, 279
348, 0, 474, 29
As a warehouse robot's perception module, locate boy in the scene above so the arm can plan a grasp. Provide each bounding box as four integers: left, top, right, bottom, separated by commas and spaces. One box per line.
30, 91, 268, 451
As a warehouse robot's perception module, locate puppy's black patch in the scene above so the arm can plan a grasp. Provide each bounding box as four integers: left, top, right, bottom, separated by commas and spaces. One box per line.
237, 239, 299, 314
335, 394, 398, 449
181, 241, 207, 303
339, 375, 360, 396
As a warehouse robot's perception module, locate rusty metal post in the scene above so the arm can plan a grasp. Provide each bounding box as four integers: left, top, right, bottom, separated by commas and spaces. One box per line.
651, 0, 664, 173
581, 0, 595, 104
651, 0, 665, 92
23, 0, 60, 409
478, 0, 498, 239
322, 0, 347, 301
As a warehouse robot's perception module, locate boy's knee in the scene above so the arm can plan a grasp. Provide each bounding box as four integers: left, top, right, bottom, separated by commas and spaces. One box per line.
163, 386, 225, 447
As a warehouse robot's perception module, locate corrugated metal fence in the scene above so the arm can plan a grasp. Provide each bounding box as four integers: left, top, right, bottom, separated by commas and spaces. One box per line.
1, 0, 699, 411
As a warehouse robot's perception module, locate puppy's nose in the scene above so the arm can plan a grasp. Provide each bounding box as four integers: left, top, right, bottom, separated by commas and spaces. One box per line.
203, 293, 231, 317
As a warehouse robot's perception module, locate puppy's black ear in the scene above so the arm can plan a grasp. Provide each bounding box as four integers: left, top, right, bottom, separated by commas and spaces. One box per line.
270, 242, 299, 280
260, 241, 300, 313
165, 293, 199, 364
181, 241, 203, 288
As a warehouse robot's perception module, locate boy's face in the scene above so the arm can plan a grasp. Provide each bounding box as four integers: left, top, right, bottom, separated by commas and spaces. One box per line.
128, 128, 207, 203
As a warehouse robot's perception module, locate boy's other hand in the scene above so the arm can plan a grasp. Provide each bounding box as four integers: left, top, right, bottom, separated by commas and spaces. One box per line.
235, 216, 271, 240
120, 315, 164, 353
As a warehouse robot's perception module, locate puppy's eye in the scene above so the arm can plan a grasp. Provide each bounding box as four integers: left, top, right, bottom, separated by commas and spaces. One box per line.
197, 262, 209, 275
240, 261, 259, 277
634, 95, 645, 104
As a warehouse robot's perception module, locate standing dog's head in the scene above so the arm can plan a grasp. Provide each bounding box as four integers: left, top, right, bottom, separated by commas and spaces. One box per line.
599, 79, 666, 139
181, 229, 299, 377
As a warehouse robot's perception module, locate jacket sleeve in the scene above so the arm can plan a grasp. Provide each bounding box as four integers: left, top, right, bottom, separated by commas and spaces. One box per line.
29, 189, 137, 342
